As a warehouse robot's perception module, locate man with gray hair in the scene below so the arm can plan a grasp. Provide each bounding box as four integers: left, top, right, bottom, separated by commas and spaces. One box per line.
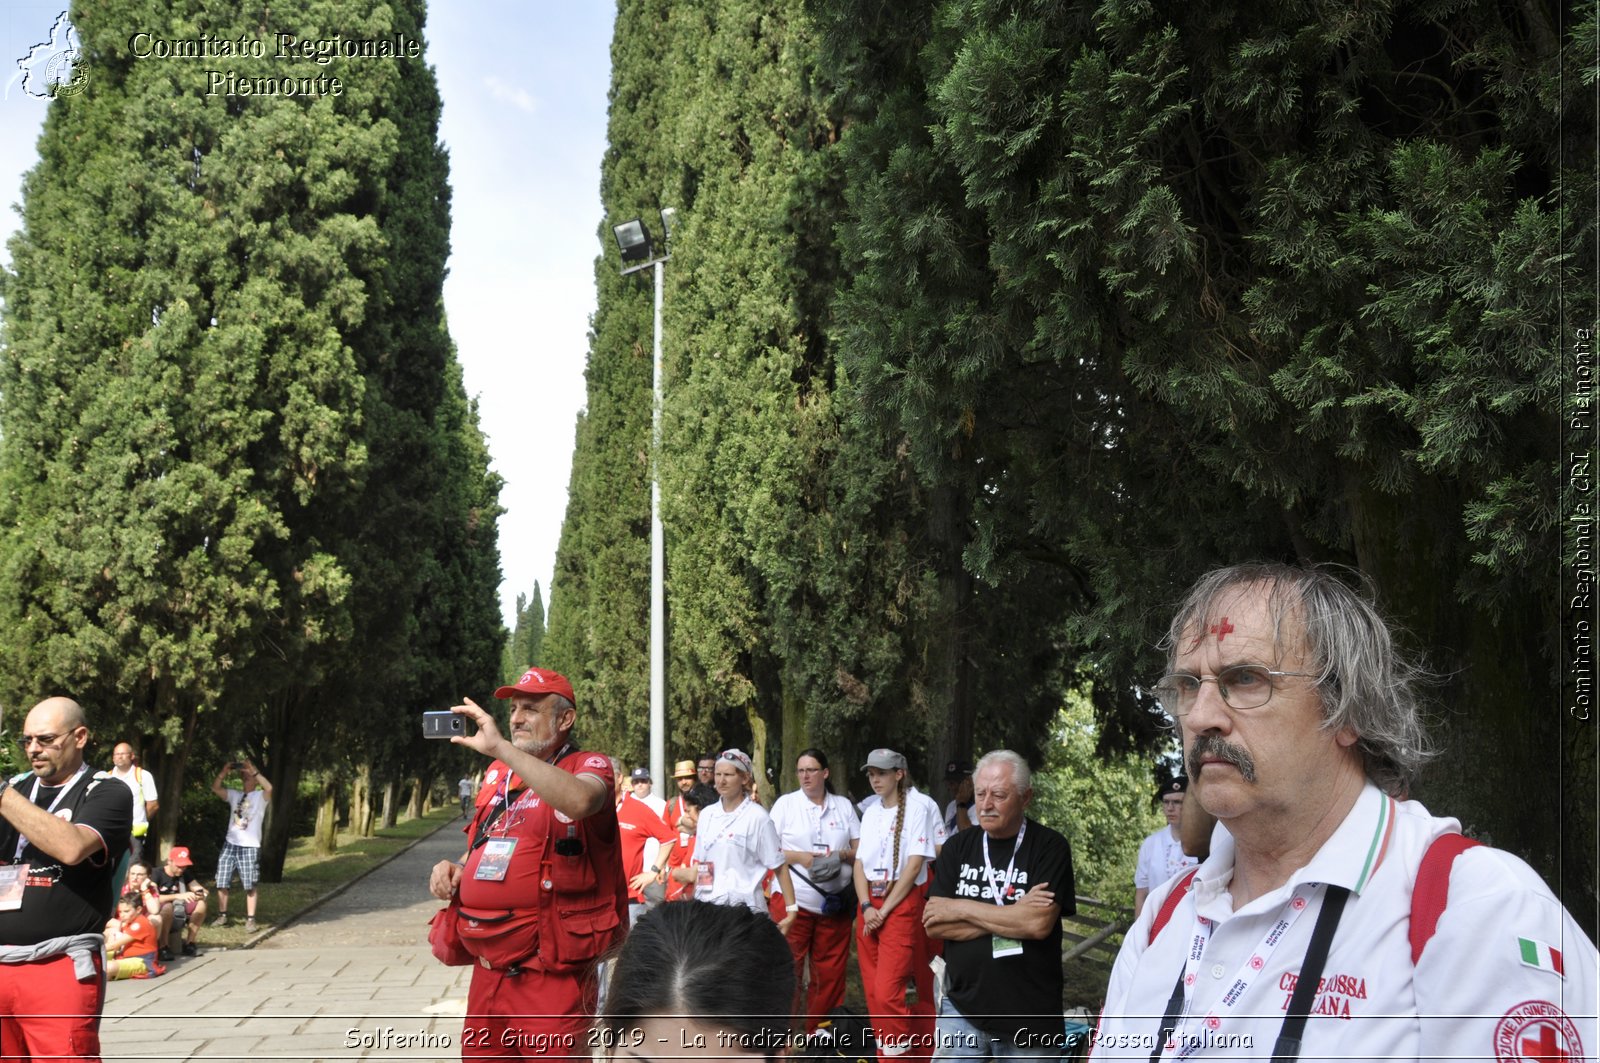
1092, 562, 1598, 1060
924, 749, 1075, 1060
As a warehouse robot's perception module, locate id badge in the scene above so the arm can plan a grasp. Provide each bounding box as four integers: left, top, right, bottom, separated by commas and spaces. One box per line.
0, 863, 26, 911
992, 934, 1024, 958
473, 838, 517, 881
869, 870, 889, 898
696, 860, 714, 887
813, 843, 830, 855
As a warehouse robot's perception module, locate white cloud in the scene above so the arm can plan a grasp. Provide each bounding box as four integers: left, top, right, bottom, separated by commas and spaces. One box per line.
484, 76, 538, 114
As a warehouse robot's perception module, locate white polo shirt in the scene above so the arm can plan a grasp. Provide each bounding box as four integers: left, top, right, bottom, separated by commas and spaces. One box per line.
1135, 825, 1198, 891
694, 796, 784, 913
858, 787, 941, 888
1093, 783, 1598, 1060
771, 790, 861, 913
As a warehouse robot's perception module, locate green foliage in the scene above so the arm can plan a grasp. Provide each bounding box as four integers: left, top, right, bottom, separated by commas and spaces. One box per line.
0, 0, 502, 879
1032, 691, 1166, 909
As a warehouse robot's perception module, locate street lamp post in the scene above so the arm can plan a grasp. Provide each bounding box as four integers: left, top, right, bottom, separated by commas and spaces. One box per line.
612, 208, 675, 789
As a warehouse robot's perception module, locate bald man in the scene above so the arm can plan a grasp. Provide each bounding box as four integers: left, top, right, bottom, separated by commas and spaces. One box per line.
109, 741, 158, 866
0, 696, 133, 1062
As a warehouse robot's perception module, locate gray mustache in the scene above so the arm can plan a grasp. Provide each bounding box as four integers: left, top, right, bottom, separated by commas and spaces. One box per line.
1188, 735, 1257, 782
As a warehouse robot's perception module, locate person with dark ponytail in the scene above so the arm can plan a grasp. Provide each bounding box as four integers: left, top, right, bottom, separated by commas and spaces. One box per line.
770, 749, 861, 1030
598, 900, 800, 1062
854, 749, 938, 1060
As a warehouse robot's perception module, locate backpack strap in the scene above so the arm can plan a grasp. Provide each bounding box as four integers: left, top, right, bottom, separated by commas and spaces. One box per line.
1148, 866, 1200, 945
1410, 832, 1480, 963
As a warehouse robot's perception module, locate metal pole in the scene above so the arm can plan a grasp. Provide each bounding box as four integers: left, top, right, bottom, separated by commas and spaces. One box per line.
650, 257, 666, 790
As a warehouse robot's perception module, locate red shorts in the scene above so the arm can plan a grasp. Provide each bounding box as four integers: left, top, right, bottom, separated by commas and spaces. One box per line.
462, 962, 593, 1060
0, 951, 105, 1062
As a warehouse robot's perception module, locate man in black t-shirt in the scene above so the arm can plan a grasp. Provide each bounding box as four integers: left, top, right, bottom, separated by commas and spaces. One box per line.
0, 696, 133, 1061
924, 750, 1075, 1061
151, 846, 209, 957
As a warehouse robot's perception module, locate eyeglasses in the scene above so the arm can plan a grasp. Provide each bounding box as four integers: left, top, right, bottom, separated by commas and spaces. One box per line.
1150, 664, 1317, 716
796, 767, 823, 775
19, 729, 78, 749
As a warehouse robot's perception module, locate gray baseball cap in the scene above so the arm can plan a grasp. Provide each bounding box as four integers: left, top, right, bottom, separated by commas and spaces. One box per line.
862, 748, 907, 771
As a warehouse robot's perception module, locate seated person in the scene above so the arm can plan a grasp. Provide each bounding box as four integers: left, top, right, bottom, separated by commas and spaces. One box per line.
151, 846, 208, 957
106, 896, 164, 980
121, 862, 168, 961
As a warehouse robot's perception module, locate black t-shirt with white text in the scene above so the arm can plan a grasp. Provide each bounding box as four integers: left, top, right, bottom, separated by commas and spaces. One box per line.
931, 817, 1076, 1046
0, 770, 132, 945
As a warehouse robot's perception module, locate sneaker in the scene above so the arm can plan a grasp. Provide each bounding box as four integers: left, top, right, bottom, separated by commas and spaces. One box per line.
158, 946, 174, 962
244, 917, 257, 933
215, 913, 229, 928
182, 941, 198, 957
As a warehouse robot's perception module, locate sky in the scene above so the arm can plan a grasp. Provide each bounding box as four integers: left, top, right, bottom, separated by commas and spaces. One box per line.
0, 2, 616, 631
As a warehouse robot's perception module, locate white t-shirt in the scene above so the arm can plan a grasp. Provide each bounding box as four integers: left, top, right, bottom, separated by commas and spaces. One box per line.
111, 765, 158, 834
224, 788, 268, 848
771, 790, 861, 914
857, 788, 941, 888
694, 796, 784, 913
1134, 825, 1198, 890
1095, 783, 1599, 1060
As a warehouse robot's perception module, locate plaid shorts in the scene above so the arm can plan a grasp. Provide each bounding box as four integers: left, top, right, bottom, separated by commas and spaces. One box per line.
215, 842, 260, 890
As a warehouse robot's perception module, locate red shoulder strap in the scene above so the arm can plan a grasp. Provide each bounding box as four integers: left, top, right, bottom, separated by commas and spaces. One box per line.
1410, 832, 1481, 963
1148, 866, 1200, 945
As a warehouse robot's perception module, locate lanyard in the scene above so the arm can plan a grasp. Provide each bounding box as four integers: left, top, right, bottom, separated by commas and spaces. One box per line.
1157, 883, 1320, 1062
13, 765, 89, 861
980, 820, 1026, 904
710, 796, 754, 857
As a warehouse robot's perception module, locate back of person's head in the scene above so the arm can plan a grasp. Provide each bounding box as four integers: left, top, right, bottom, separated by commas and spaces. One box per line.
601, 900, 797, 1057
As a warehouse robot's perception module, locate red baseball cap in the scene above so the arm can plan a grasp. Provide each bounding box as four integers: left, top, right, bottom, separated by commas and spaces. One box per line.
168, 846, 194, 868
493, 667, 577, 705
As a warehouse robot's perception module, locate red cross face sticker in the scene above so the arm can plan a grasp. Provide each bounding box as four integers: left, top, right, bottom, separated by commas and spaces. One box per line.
1210, 617, 1234, 642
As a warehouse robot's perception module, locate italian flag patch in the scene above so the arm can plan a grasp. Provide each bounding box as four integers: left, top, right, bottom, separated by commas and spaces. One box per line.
1517, 937, 1565, 976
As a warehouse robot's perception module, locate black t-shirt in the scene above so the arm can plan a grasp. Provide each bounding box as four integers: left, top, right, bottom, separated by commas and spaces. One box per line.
150, 865, 196, 897
931, 818, 1076, 1046
0, 769, 133, 945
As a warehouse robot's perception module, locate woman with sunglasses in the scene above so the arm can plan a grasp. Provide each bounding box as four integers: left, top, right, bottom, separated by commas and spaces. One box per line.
693, 750, 795, 932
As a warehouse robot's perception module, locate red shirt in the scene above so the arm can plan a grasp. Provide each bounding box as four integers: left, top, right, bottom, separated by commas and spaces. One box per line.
115, 913, 159, 958
616, 794, 677, 901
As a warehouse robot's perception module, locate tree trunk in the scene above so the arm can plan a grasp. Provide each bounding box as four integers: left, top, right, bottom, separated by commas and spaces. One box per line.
381, 778, 399, 829
351, 762, 374, 837
407, 777, 424, 820
258, 689, 311, 882
313, 773, 339, 856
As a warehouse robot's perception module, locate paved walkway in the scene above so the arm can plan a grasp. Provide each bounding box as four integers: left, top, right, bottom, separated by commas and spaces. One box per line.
102, 819, 475, 1062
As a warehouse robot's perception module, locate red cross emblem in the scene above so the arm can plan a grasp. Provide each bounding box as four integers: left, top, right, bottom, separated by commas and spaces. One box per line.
1495, 1001, 1584, 1062
1210, 617, 1234, 642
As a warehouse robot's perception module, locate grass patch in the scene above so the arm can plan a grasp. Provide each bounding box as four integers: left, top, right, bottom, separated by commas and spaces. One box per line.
197, 807, 455, 950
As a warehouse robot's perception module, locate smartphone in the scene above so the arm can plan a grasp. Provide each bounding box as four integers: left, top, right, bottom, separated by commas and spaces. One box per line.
422, 710, 464, 739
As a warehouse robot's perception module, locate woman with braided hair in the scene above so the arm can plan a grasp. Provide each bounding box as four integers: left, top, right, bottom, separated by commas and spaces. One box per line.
853, 749, 938, 1061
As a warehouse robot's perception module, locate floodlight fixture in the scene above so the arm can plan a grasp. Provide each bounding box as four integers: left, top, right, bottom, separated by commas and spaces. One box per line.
613, 218, 653, 264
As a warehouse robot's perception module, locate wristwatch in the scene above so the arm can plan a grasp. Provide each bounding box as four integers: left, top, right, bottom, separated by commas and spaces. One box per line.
860, 900, 871, 913
652, 865, 665, 875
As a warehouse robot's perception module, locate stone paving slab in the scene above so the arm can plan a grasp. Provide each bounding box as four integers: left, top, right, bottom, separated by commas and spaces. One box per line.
100, 819, 475, 1063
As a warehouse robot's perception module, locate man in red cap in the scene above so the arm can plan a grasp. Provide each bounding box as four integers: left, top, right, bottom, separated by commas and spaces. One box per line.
151, 846, 208, 957
427, 668, 626, 1060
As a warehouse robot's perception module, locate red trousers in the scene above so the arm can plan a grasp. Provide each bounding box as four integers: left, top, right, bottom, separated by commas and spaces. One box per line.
463, 962, 592, 1060
0, 952, 104, 1062
855, 892, 934, 1061
785, 906, 854, 1030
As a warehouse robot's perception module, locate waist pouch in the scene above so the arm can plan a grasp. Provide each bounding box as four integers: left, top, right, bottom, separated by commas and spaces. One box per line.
427, 901, 474, 967
456, 906, 541, 969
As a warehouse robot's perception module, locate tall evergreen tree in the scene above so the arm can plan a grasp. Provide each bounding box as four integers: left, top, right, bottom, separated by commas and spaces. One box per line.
0, 0, 502, 868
